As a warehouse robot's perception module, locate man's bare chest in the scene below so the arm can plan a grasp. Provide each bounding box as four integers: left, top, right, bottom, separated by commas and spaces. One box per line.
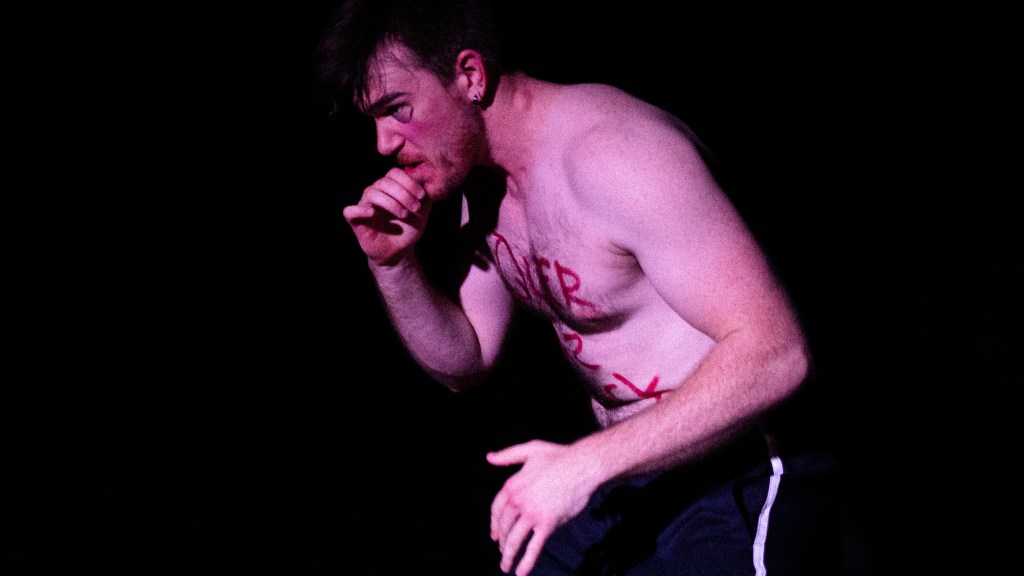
485, 196, 640, 328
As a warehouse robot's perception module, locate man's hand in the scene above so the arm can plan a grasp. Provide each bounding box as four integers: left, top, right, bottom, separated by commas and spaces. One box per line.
487, 440, 601, 576
342, 167, 431, 265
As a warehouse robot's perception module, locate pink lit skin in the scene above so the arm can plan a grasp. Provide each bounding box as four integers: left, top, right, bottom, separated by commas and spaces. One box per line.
553, 261, 597, 314
605, 374, 666, 402
561, 332, 601, 370
490, 232, 598, 314
343, 42, 813, 576
364, 44, 484, 202
492, 232, 666, 404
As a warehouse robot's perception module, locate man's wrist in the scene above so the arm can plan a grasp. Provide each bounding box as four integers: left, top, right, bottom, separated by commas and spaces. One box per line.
367, 252, 419, 278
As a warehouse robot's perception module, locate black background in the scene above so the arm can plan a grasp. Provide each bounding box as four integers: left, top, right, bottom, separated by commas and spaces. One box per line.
13, 1, 1017, 574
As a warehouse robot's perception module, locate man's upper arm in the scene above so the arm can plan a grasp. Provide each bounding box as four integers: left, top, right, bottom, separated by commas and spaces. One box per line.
456, 193, 517, 372
573, 122, 800, 343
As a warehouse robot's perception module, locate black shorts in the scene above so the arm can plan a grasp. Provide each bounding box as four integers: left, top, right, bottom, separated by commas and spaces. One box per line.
526, 428, 842, 576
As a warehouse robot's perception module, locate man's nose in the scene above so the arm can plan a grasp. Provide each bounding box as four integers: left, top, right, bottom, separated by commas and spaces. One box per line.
375, 121, 403, 157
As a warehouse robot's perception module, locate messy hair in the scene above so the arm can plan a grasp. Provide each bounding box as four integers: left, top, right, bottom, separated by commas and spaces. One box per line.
317, 0, 504, 110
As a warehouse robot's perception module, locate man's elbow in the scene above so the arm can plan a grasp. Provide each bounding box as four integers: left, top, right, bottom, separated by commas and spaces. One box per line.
779, 336, 812, 397
427, 365, 493, 393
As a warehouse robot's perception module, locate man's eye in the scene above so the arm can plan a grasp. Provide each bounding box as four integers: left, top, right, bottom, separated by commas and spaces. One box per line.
390, 105, 412, 122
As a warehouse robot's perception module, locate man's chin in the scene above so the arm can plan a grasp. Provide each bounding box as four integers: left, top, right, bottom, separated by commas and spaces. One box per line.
424, 178, 462, 202
426, 186, 457, 203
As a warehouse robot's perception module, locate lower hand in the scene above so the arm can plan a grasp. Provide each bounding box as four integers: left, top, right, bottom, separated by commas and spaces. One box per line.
486, 440, 600, 576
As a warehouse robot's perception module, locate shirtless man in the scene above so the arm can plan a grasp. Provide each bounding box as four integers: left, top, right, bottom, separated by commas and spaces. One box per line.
320, 1, 840, 574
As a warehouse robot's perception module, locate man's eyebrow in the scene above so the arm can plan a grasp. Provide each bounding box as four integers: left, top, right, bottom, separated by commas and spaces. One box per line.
363, 92, 404, 116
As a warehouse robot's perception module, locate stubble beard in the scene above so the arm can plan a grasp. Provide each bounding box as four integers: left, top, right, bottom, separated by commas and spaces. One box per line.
432, 104, 486, 200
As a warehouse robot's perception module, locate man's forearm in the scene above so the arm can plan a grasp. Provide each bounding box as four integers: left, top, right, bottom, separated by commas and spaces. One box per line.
369, 256, 490, 390
572, 331, 809, 484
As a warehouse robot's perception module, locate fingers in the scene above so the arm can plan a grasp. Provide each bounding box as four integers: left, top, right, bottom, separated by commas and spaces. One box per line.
490, 486, 510, 540
352, 167, 427, 221
341, 203, 374, 221
499, 519, 532, 574
486, 441, 533, 467
495, 497, 519, 545
492, 488, 553, 576
491, 484, 526, 574
514, 526, 551, 576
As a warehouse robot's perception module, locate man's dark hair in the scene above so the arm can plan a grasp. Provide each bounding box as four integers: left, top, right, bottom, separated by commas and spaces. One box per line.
317, 0, 504, 111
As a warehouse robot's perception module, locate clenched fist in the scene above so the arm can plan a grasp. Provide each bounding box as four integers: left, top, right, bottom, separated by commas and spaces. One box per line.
342, 167, 432, 266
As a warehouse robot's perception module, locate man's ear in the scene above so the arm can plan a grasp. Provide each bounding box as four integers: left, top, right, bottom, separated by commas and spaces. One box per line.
455, 49, 487, 106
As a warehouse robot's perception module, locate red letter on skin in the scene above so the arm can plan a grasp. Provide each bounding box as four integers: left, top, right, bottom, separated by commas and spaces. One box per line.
606, 373, 667, 401
490, 233, 531, 301
561, 331, 601, 371
555, 261, 597, 312
533, 257, 553, 301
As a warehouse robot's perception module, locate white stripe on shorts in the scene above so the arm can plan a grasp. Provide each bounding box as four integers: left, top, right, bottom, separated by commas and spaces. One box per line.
753, 432, 784, 576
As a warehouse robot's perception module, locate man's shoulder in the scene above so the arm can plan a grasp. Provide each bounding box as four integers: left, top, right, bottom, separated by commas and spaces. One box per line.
556, 83, 663, 129
557, 91, 705, 184
551, 84, 696, 156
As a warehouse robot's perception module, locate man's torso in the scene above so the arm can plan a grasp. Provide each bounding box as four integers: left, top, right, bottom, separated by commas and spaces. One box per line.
476, 84, 717, 427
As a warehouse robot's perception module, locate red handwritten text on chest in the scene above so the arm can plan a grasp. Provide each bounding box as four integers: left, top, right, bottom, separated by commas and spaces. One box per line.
491, 232, 667, 404
561, 331, 601, 370
605, 373, 667, 402
490, 232, 597, 314
562, 329, 668, 403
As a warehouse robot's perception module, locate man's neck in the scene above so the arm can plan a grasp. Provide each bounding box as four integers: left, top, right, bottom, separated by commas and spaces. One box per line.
480, 71, 551, 185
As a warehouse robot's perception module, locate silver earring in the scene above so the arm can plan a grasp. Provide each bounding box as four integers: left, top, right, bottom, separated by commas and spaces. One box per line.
471, 94, 481, 105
